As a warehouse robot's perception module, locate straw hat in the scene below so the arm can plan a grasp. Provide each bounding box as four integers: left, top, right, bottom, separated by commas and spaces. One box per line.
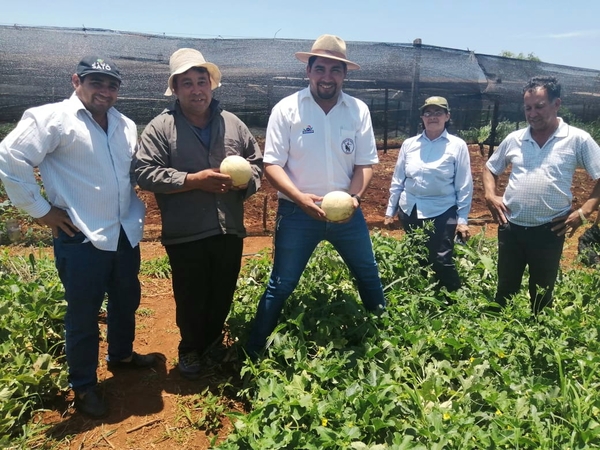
295, 34, 360, 70
164, 48, 222, 96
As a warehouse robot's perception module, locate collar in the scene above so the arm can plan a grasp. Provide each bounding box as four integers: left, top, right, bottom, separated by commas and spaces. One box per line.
523, 117, 567, 142
68, 92, 115, 118
300, 86, 347, 108
173, 98, 222, 125
419, 129, 449, 143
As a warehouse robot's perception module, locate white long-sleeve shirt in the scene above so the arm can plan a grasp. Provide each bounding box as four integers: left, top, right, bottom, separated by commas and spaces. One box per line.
0, 93, 145, 251
386, 130, 473, 224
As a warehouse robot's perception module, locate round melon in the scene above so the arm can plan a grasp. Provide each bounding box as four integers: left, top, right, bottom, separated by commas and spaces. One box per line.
321, 191, 355, 222
220, 155, 253, 187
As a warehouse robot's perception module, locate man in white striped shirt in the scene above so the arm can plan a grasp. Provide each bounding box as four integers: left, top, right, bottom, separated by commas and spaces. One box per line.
483, 76, 600, 314
0, 55, 155, 418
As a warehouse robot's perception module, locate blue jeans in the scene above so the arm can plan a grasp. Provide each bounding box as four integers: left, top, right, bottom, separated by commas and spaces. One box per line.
53, 228, 141, 393
246, 200, 385, 356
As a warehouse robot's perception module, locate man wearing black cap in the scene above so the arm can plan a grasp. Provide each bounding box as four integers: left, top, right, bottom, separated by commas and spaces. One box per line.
0, 55, 155, 418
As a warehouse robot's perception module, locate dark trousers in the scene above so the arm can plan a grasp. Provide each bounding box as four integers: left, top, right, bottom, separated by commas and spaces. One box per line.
54, 228, 141, 392
399, 205, 461, 292
496, 221, 565, 313
165, 234, 243, 355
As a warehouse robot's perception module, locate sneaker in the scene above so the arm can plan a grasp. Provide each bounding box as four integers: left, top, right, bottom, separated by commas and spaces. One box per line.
201, 336, 230, 363
178, 351, 201, 380
107, 351, 157, 370
74, 389, 108, 418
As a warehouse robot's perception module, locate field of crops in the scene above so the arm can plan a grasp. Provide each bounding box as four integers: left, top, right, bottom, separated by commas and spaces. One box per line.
3, 230, 600, 449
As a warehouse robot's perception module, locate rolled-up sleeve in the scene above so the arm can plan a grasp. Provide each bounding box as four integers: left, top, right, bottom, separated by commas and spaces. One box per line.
0, 111, 58, 218
454, 141, 473, 225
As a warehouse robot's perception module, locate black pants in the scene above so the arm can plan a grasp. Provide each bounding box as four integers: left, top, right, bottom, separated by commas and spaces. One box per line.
496, 221, 565, 314
165, 234, 243, 355
399, 205, 461, 292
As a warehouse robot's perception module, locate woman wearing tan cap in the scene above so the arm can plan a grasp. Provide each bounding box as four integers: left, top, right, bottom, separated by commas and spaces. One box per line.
384, 96, 473, 298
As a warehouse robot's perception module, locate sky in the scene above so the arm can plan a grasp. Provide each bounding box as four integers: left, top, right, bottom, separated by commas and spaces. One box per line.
2, 0, 600, 71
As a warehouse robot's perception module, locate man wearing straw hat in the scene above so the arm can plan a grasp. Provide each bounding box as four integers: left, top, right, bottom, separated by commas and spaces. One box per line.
135, 48, 263, 380
245, 34, 386, 358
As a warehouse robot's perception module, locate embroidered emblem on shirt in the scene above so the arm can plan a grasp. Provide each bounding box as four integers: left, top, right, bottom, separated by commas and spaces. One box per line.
341, 138, 355, 154
302, 125, 314, 134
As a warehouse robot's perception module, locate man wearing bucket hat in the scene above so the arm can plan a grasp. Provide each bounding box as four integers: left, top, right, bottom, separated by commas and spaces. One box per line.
135, 48, 262, 379
0, 55, 155, 418
245, 34, 386, 358
384, 96, 473, 298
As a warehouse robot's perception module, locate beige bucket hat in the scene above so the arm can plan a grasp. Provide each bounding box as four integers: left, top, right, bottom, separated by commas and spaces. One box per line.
164, 48, 222, 96
295, 34, 360, 70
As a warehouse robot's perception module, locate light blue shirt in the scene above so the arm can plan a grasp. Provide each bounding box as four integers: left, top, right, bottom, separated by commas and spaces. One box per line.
0, 93, 145, 251
486, 118, 600, 226
386, 130, 473, 224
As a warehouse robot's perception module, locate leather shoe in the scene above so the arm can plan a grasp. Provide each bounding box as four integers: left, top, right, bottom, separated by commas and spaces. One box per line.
107, 351, 156, 370
75, 389, 108, 418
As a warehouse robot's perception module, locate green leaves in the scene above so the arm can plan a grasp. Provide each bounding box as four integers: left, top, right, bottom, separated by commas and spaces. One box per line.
220, 233, 600, 449
0, 252, 67, 446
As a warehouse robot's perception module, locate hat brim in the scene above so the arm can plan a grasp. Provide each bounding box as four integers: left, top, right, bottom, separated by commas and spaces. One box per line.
78, 69, 122, 82
295, 52, 360, 70
419, 103, 450, 112
164, 62, 222, 96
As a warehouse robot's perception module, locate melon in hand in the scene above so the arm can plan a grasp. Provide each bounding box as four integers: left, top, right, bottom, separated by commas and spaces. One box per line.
321, 191, 355, 222
220, 155, 253, 187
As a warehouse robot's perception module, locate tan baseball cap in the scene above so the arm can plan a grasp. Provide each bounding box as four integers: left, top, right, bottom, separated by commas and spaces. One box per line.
419, 96, 450, 111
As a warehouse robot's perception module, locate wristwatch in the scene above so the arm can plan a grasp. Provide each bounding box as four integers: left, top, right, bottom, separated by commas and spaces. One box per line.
351, 194, 362, 205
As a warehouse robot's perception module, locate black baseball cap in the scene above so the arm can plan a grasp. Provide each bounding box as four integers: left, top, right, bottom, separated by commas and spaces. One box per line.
76, 56, 122, 82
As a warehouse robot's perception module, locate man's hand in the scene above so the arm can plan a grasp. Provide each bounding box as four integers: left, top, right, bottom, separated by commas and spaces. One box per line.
456, 224, 470, 242
37, 206, 79, 238
296, 193, 326, 220
485, 195, 509, 225
383, 215, 395, 229
551, 210, 586, 237
185, 169, 234, 193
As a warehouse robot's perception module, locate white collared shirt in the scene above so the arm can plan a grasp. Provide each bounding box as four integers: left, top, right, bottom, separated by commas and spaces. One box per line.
486, 118, 600, 226
0, 93, 145, 251
386, 130, 473, 224
264, 87, 378, 199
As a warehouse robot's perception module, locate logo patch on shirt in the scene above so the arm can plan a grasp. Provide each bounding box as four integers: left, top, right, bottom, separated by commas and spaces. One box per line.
302, 125, 314, 134
341, 138, 355, 154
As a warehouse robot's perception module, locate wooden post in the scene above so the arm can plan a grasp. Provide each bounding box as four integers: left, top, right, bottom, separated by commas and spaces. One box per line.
409, 38, 422, 137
